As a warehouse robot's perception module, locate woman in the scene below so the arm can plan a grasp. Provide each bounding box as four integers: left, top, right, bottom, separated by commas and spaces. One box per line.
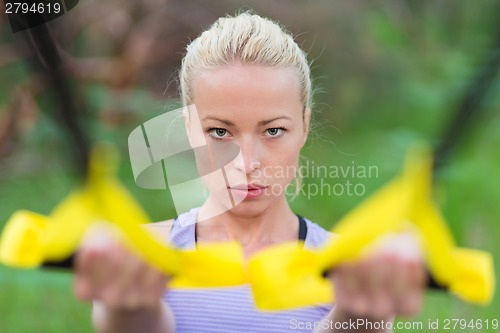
74, 12, 426, 333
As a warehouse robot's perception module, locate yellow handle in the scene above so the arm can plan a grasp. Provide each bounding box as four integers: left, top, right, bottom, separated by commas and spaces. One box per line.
0, 143, 495, 309
248, 145, 495, 309
0, 143, 247, 288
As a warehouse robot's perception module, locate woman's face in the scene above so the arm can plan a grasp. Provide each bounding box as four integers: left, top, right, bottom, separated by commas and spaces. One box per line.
188, 62, 310, 215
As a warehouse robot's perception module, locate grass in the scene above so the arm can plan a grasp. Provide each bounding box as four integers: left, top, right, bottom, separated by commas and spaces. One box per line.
0, 267, 93, 333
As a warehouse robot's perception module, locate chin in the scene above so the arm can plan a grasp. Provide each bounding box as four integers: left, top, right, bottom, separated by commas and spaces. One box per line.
228, 201, 267, 218
225, 193, 285, 219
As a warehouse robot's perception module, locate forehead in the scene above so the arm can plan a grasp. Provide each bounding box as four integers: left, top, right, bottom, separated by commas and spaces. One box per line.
191, 63, 303, 120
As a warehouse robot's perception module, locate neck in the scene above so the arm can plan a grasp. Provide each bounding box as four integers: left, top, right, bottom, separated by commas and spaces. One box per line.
196, 196, 299, 248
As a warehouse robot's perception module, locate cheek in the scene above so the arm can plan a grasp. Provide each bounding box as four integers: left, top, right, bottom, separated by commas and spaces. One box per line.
262, 142, 302, 184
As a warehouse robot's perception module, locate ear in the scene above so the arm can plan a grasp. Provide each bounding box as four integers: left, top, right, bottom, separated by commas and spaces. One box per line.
301, 106, 311, 148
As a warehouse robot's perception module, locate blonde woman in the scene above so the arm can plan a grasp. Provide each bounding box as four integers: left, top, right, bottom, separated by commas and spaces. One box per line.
74, 12, 426, 333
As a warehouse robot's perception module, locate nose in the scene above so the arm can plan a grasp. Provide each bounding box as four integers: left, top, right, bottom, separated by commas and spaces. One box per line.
233, 136, 261, 175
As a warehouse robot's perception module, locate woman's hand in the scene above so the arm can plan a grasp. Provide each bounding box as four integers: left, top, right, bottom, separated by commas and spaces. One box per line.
73, 223, 169, 311
329, 233, 427, 321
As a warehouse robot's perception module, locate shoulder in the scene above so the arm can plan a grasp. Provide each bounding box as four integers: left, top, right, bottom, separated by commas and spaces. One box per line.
142, 219, 175, 244
302, 217, 337, 249
149, 208, 198, 249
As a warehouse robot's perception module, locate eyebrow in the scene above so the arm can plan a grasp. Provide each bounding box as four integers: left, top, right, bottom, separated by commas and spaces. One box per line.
202, 116, 292, 126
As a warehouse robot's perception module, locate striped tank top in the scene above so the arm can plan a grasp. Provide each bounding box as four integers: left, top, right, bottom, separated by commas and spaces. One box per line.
163, 207, 333, 333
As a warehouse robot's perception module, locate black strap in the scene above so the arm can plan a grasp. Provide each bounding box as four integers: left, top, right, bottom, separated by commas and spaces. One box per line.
194, 220, 198, 244
192, 214, 307, 243
297, 215, 307, 241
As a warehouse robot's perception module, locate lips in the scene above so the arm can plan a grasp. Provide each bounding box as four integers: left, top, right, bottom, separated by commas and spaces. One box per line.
228, 183, 267, 200
230, 184, 267, 190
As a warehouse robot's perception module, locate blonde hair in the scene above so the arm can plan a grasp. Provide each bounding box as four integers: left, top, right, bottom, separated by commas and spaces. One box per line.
179, 11, 312, 109
179, 11, 312, 199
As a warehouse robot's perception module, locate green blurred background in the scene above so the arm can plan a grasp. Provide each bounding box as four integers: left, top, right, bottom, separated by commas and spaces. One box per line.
1, 0, 499, 332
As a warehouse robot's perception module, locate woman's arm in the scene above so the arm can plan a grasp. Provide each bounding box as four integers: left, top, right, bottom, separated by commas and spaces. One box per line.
315, 233, 426, 333
92, 300, 175, 333
73, 222, 176, 333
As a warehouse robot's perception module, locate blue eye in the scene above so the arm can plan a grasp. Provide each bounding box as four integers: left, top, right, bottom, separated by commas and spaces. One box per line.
208, 128, 229, 140
266, 127, 286, 137
214, 128, 227, 137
